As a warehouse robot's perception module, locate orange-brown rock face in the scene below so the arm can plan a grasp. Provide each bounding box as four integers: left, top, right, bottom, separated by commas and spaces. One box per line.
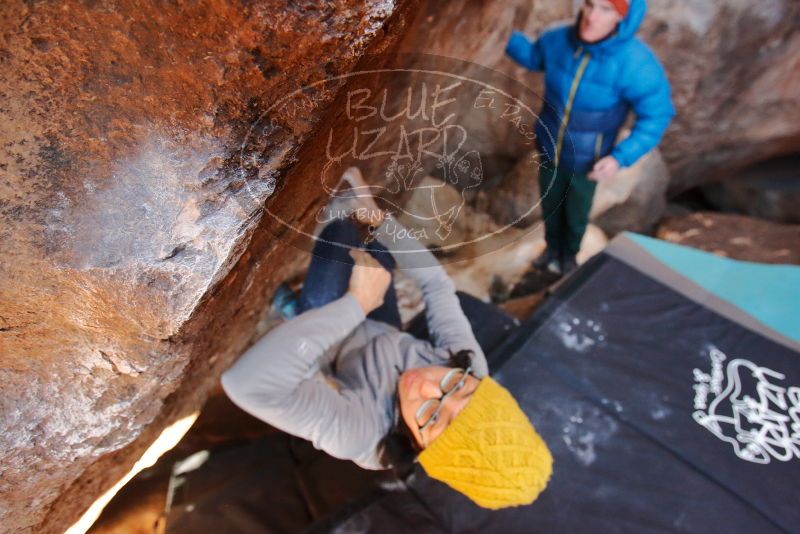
0, 1, 419, 532
658, 211, 800, 265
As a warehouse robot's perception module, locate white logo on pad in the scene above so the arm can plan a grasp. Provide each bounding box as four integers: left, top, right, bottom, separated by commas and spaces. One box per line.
692, 347, 800, 464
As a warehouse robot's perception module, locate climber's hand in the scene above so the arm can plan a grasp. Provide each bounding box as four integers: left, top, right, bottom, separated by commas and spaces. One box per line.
342, 166, 384, 227
588, 156, 620, 182
348, 249, 391, 315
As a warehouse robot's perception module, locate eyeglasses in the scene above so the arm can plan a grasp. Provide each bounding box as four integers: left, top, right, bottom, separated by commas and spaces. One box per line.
414, 366, 473, 434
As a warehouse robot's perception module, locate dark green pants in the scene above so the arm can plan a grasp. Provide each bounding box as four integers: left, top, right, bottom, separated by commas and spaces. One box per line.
538, 161, 597, 256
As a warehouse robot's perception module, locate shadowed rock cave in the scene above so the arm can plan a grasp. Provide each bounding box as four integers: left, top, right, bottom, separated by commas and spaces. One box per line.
1, 0, 799, 532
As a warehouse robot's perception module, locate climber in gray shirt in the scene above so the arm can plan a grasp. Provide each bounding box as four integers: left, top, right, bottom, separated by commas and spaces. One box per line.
221, 167, 553, 509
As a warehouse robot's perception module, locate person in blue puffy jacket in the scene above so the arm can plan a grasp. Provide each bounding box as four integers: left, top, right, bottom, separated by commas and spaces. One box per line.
506, 0, 675, 275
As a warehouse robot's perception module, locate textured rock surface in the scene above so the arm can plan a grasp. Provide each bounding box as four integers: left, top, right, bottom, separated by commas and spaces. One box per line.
0, 1, 419, 532
648, 0, 800, 192
657, 212, 800, 264
701, 154, 800, 224
396, 0, 800, 193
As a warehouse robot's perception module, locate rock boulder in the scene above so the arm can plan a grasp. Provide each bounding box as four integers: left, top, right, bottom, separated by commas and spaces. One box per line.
0, 1, 420, 531
657, 211, 800, 264
701, 154, 800, 224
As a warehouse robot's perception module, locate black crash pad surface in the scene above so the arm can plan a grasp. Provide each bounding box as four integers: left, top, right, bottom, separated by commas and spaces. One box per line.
321, 254, 800, 533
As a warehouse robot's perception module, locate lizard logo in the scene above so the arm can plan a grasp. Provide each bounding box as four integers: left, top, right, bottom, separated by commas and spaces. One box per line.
692, 347, 800, 464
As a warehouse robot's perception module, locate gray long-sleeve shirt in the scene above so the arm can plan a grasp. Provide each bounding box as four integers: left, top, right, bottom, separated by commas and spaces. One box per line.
220, 216, 487, 470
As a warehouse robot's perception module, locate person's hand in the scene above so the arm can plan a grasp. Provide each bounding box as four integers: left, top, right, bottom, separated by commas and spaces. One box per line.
342, 166, 384, 227
347, 249, 391, 315
588, 156, 621, 182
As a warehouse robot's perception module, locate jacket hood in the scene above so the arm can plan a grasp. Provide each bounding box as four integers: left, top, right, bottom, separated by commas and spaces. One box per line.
570, 0, 647, 55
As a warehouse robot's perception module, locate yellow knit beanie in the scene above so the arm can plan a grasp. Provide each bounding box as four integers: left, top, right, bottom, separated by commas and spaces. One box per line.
417, 376, 553, 509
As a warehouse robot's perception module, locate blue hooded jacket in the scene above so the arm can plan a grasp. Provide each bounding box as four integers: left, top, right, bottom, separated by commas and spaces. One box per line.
506, 0, 675, 174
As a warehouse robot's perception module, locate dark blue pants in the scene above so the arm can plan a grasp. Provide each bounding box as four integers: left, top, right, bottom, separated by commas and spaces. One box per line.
297, 219, 402, 329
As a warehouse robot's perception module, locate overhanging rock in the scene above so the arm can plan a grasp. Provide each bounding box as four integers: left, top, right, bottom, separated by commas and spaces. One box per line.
0, 1, 421, 532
